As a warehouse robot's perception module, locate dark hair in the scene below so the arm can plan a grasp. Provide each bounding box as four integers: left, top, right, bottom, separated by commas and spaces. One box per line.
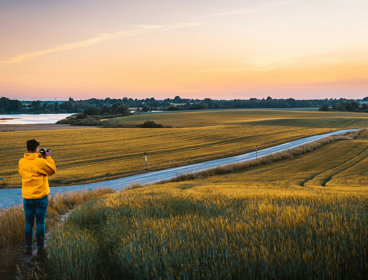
26, 139, 40, 152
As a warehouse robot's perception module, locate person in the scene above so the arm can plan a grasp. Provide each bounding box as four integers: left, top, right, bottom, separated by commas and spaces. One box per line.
18, 139, 56, 256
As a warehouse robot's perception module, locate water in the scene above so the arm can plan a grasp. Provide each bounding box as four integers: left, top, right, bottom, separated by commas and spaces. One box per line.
0, 114, 73, 124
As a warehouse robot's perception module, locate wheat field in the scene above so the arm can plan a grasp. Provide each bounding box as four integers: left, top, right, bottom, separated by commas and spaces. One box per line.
0, 188, 114, 276
45, 130, 368, 279
2, 109, 368, 186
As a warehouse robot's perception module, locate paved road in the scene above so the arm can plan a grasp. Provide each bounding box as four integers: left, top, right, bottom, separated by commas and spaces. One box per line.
0, 129, 357, 209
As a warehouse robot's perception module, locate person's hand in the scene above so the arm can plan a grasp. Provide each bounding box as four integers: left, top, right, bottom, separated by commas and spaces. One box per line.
45, 149, 52, 157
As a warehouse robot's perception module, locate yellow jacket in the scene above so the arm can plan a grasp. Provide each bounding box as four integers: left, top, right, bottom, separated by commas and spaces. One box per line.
19, 153, 56, 199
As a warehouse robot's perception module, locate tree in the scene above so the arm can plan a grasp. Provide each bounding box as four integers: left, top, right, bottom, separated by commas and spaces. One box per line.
99, 105, 111, 115
173, 96, 182, 103
203, 98, 214, 109
112, 102, 129, 115
53, 102, 59, 113
41, 102, 48, 112
84, 106, 101, 115
319, 103, 330, 111
142, 105, 151, 112
167, 105, 179, 111
31, 101, 41, 112
0, 97, 23, 113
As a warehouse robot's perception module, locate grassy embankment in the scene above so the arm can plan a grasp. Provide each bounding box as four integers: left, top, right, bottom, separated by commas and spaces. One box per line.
2, 109, 368, 187
44, 130, 368, 279
0, 188, 114, 278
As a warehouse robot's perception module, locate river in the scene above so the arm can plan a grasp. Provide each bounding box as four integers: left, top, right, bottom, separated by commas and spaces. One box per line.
0, 114, 73, 124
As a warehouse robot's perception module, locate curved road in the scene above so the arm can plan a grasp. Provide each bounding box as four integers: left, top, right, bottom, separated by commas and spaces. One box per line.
0, 129, 357, 209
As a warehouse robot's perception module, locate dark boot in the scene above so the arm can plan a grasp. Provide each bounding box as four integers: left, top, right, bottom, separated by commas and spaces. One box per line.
24, 247, 33, 256
37, 234, 45, 249
36, 247, 47, 260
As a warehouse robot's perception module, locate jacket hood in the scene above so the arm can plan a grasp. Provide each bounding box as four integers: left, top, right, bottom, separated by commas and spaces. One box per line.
24, 153, 39, 160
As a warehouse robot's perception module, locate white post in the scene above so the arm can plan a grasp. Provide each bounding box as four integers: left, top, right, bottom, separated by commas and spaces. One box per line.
144, 152, 148, 169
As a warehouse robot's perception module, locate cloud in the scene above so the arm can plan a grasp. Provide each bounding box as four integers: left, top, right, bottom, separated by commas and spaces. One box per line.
205, 9, 255, 17
194, 52, 344, 74
319, 58, 342, 64
0, 22, 201, 67
196, 56, 286, 73
203, 0, 296, 17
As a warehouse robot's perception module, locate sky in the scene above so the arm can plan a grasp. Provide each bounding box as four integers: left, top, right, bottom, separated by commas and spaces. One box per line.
0, 0, 367, 100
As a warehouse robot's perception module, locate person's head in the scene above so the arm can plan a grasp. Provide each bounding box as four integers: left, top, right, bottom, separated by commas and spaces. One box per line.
26, 139, 40, 153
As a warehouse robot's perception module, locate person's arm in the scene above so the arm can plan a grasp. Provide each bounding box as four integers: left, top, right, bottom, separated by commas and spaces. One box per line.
37, 156, 56, 176
18, 159, 25, 177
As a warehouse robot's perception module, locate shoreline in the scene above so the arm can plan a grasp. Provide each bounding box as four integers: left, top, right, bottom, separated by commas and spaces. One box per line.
0, 117, 19, 120
0, 123, 95, 132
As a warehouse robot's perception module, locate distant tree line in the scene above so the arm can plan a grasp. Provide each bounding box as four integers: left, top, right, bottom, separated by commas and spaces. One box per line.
319, 99, 368, 112
2, 96, 368, 114
0, 97, 23, 113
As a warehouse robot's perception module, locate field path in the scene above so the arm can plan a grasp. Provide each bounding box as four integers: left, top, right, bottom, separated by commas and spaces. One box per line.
302, 145, 368, 186
0, 129, 357, 209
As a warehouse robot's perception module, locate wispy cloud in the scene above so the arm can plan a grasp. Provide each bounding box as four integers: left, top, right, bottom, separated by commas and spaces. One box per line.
318, 57, 342, 64
205, 8, 255, 17
0, 22, 201, 67
196, 56, 285, 73
194, 52, 344, 74
203, 1, 296, 17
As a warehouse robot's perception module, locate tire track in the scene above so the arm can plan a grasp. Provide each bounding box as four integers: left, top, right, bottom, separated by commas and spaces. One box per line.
301, 145, 368, 187
321, 148, 368, 186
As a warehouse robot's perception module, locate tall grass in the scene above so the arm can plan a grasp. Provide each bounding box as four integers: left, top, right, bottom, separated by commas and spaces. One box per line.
43, 128, 368, 279
46, 184, 368, 279
18, 127, 366, 279
0, 188, 114, 276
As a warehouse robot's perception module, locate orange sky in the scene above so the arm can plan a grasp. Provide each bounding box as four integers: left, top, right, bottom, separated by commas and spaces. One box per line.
1, 0, 368, 100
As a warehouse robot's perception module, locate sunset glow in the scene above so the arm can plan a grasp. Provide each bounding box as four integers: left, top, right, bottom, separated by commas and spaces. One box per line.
1, 0, 368, 100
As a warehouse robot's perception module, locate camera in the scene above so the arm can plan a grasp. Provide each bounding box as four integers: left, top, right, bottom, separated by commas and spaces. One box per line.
39, 148, 51, 158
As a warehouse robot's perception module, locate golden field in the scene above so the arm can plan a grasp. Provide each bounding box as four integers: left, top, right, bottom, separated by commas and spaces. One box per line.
45, 130, 368, 279
2, 109, 368, 187
0, 188, 114, 276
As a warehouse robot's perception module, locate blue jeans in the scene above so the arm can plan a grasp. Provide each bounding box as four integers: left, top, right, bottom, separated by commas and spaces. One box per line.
23, 195, 48, 248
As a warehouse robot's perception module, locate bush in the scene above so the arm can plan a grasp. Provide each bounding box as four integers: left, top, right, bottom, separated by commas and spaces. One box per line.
137, 121, 164, 128
57, 113, 100, 126
319, 103, 330, 111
